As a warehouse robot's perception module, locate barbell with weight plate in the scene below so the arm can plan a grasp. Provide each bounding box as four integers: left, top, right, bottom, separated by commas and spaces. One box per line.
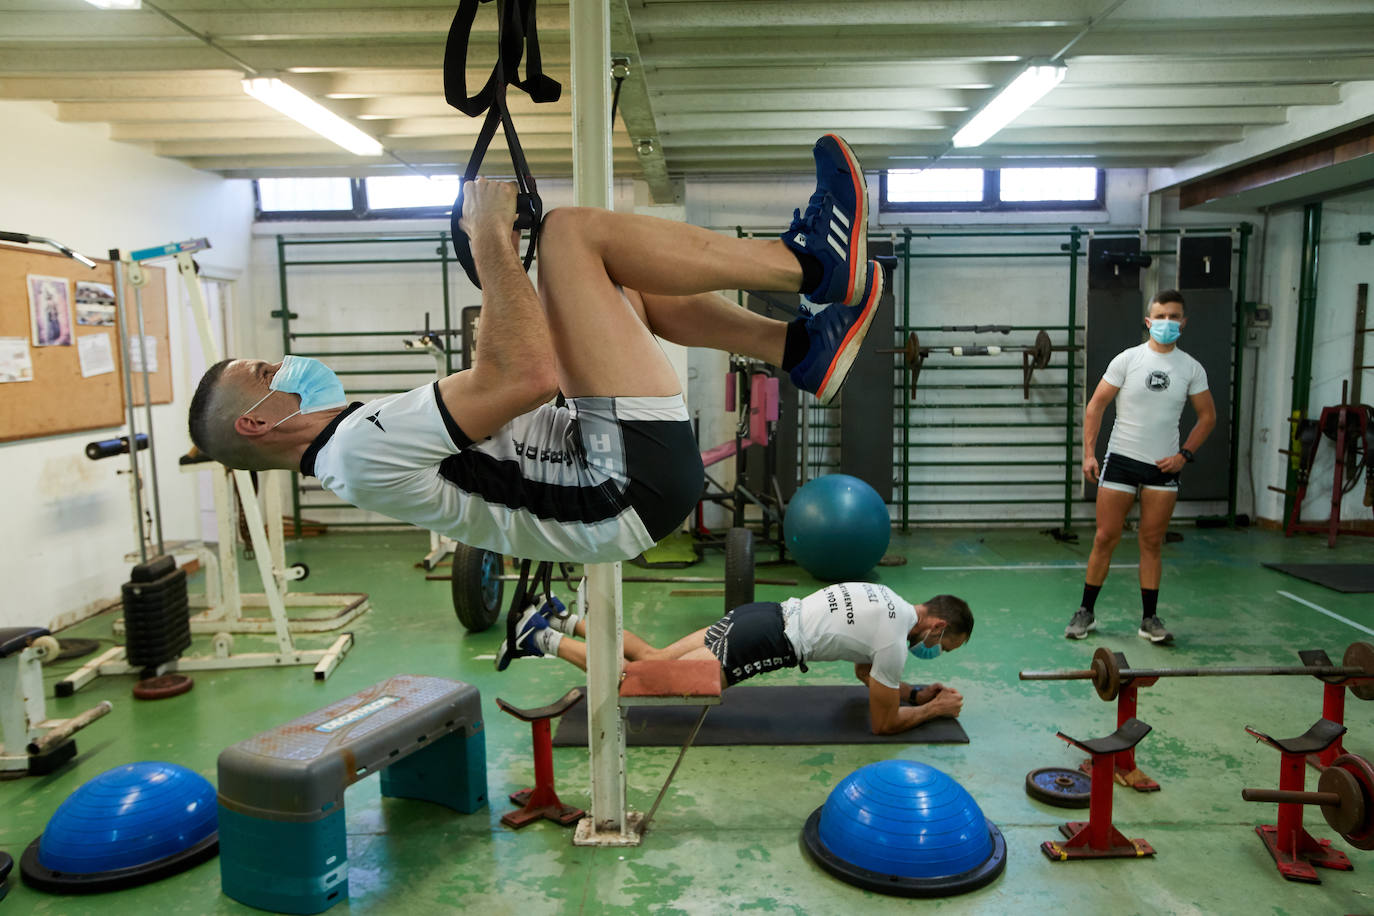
1241, 753, 1374, 850
1020, 641, 1374, 702
876, 329, 1080, 399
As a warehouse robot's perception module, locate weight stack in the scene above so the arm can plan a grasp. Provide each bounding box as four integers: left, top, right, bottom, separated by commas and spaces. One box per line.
121, 555, 192, 669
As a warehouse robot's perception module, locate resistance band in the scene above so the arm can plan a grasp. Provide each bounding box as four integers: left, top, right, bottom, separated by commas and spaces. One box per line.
444, 0, 561, 287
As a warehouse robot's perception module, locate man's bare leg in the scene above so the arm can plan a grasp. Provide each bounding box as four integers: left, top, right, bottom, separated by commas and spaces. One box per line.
535, 208, 803, 398
553, 621, 710, 670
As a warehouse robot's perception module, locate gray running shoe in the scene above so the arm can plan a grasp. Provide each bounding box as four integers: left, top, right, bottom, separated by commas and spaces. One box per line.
1064, 608, 1096, 639
1138, 616, 1174, 644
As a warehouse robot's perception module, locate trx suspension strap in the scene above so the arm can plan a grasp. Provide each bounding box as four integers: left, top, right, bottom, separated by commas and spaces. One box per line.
444, 0, 561, 288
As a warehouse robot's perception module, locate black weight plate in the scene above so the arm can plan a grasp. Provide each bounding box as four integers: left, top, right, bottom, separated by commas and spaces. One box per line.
1025, 767, 1091, 808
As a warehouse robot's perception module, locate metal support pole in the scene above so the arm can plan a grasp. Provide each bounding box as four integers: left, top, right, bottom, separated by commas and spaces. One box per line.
1230, 223, 1251, 525
1063, 227, 1082, 534
130, 281, 165, 556
569, 0, 638, 847
112, 259, 148, 564
275, 234, 302, 538
1284, 204, 1322, 524
440, 230, 453, 375
901, 229, 912, 533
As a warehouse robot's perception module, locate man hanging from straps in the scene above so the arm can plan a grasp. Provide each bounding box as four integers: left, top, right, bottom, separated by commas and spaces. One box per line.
187, 134, 883, 567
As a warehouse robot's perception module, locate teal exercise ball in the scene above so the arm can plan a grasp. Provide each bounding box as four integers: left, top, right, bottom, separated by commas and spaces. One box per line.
784, 474, 890, 581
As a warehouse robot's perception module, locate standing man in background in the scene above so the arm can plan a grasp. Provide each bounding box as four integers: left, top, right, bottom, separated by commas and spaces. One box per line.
1066, 289, 1216, 644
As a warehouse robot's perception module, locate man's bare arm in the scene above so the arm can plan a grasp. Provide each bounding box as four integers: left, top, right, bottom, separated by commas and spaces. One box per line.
436, 180, 559, 442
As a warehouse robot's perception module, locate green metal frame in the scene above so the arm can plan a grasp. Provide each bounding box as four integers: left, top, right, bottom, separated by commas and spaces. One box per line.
275, 232, 459, 534
1283, 204, 1322, 524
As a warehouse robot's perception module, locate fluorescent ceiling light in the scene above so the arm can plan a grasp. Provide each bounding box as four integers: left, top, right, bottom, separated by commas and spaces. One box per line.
951, 62, 1066, 149
83, 0, 142, 8
242, 76, 384, 157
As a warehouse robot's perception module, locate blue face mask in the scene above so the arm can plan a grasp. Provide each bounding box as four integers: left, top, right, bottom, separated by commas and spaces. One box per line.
909, 629, 944, 660
242, 356, 346, 430
1148, 318, 1181, 344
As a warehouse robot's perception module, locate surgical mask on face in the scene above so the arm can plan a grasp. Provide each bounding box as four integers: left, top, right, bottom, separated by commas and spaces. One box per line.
241, 356, 346, 430
909, 629, 944, 660
1148, 318, 1181, 344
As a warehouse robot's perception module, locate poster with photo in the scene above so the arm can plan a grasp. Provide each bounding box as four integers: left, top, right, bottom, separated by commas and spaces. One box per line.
75, 280, 117, 326
0, 336, 34, 382
27, 274, 73, 346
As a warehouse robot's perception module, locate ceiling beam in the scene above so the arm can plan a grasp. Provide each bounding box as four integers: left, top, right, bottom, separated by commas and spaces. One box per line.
610, 0, 674, 203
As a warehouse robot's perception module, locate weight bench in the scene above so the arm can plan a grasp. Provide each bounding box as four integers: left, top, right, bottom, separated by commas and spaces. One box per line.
217, 675, 486, 914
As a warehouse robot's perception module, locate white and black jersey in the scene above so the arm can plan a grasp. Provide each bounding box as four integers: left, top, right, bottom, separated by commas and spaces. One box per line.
302, 383, 703, 563
1102, 343, 1208, 464
782, 582, 919, 689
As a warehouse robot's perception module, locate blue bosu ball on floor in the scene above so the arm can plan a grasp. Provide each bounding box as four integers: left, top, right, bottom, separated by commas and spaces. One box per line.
21, 761, 219, 894
802, 759, 1006, 897
784, 474, 890, 581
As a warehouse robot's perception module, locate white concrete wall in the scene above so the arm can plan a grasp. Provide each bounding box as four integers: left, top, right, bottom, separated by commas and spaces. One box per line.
0, 101, 254, 631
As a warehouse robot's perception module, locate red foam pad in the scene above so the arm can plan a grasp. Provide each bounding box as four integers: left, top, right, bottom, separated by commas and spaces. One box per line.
619, 659, 722, 699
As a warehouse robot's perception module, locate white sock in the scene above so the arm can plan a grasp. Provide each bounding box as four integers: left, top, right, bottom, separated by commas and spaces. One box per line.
535, 628, 563, 656
551, 611, 581, 636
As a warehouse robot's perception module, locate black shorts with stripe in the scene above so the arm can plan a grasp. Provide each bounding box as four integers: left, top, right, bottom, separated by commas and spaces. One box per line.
703, 602, 800, 686
1100, 452, 1179, 494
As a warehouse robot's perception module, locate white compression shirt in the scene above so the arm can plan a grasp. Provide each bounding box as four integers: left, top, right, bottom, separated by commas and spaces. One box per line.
304, 383, 675, 562
781, 582, 918, 689
1102, 343, 1208, 464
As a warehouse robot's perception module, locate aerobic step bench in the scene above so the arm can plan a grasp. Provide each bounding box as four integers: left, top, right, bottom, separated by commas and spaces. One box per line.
217, 675, 486, 914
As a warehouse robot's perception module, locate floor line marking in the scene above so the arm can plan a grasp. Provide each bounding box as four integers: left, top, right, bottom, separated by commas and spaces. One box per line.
920, 563, 1139, 571
1278, 590, 1374, 637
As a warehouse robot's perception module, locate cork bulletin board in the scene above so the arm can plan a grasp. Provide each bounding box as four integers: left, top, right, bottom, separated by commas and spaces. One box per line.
0, 244, 171, 443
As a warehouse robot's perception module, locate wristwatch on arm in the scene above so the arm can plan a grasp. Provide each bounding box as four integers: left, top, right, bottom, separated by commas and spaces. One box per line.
1179, 448, 1195, 463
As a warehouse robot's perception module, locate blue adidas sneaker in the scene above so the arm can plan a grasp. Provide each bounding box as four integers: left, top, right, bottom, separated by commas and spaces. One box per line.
789, 260, 883, 405
495, 602, 549, 671
781, 134, 869, 307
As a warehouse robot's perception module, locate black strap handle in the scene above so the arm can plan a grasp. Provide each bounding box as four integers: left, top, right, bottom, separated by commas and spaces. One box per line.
444, 0, 561, 288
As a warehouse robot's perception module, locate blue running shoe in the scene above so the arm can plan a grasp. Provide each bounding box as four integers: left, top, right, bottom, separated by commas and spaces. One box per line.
495, 602, 549, 671
781, 134, 869, 307
788, 259, 883, 404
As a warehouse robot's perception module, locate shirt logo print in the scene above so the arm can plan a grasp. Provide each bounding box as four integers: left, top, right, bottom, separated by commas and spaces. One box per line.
1146, 370, 1170, 392
365, 411, 386, 432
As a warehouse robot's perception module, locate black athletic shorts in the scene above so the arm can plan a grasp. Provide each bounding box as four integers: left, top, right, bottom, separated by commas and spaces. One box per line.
702, 602, 800, 686
1100, 452, 1180, 494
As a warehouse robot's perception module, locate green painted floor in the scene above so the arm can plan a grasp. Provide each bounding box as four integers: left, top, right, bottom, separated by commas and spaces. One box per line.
3, 525, 1372, 915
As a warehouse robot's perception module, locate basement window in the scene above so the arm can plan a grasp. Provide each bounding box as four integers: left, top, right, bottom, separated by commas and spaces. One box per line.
255, 177, 361, 219
363, 175, 461, 215
880, 167, 1103, 212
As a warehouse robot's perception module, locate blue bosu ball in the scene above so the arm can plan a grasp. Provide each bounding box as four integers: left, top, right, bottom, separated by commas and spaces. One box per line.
802, 759, 1006, 897
784, 474, 890, 581
21, 761, 219, 894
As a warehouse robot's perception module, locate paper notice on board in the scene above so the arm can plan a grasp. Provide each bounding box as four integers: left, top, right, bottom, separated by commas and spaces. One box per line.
128, 335, 158, 373
78, 332, 115, 378
0, 336, 34, 382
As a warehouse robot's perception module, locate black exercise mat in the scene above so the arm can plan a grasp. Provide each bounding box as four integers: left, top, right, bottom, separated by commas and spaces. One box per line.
552, 684, 969, 746
1263, 563, 1374, 593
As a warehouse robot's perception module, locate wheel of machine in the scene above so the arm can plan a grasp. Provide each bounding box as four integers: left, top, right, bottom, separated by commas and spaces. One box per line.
1024, 767, 1091, 808
452, 543, 504, 633
132, 674, 194, 700
31, 636, 61, 663
724, 527, 755, 613
288, 562, 310, 582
